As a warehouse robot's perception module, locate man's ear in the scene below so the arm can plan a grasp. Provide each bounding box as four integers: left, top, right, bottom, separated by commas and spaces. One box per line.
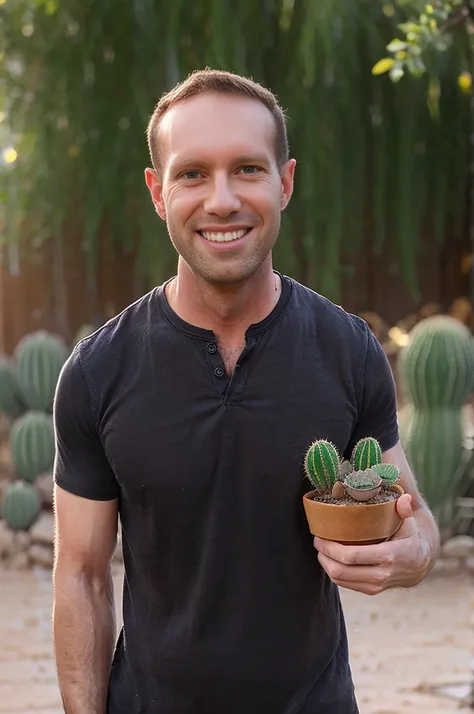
144, 168, 166, 221
280, 159, 297, 211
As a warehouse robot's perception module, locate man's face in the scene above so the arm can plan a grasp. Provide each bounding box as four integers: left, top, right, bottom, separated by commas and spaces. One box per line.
145, 93, 296, 285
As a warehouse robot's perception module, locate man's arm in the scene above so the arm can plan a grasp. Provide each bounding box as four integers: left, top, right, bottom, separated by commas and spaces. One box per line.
52, 485, 118, 714
313, 439, 441, 595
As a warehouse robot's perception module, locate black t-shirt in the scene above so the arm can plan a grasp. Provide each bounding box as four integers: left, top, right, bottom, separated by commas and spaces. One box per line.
54, 274, 399, 714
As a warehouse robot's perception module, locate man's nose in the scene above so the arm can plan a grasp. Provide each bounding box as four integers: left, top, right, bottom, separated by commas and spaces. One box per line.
203, 175, 241, 216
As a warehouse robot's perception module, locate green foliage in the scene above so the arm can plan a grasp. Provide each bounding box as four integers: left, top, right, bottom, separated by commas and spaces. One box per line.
2, 481, 41, 531
371, 462, 401, 485
0, 0, 470, 300
304, 439, 340, 491
14, 331, 69, 412
9, 410, 55, 483
351, 437, 383, 471
398, 315, 474, 527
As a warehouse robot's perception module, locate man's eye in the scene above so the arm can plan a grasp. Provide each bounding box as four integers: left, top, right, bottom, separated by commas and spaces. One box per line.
239, 165, 261, 175
181, 171, 202, 180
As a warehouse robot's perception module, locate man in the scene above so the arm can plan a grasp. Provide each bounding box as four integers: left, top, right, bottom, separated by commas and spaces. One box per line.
52, 69, 440, 714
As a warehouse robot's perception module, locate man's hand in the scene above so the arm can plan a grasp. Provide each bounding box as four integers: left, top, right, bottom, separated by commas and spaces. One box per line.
314, 493, 434, 595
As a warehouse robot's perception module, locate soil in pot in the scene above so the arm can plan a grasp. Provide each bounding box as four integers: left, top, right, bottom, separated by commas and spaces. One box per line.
311, 489, 398, 506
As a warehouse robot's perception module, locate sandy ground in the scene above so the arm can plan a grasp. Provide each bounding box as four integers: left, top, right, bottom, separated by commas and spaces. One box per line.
0, 565, 472, 714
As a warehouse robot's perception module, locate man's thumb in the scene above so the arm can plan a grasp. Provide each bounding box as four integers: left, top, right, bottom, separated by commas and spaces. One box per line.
395, 492, 414, 519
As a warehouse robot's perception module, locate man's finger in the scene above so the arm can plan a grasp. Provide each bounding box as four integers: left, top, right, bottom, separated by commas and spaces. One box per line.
317, 552, 390, 588
396, 493, 414, 519
313, 537, 393, 566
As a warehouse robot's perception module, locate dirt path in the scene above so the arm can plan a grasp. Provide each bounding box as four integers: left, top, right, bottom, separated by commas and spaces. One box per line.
0, 566, 472, 713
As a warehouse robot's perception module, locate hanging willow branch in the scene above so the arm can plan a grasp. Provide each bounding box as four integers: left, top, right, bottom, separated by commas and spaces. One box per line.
0, 0, 470, 302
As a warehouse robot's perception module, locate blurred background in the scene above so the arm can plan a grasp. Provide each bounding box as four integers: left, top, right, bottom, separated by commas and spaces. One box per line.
0, 1, 474, 712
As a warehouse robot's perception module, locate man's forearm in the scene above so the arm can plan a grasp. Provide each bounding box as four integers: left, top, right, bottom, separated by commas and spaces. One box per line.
53, 567, 116, 714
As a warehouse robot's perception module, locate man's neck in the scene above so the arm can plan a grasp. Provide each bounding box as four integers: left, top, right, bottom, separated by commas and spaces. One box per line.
165, 258, 281, 344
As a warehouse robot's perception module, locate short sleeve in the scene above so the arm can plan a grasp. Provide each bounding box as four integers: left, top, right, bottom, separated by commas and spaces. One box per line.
53, 347, 119, 501
344, 324, 399, 459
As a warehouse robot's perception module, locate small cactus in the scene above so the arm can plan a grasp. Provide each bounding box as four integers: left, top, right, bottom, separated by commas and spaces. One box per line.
15, 331, 69, 412
304, 439, 340, 492
351, 437, 382, 471
2, 481, 41, 531
10, 411, 55, 483
343, 469, 382, 502
371, 463, 400, 486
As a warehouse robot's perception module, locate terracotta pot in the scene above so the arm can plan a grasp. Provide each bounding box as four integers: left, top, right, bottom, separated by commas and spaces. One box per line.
302, 484, 404, 545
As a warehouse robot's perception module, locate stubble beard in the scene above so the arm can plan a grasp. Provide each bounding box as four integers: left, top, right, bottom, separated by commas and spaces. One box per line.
167, 221, 280, 287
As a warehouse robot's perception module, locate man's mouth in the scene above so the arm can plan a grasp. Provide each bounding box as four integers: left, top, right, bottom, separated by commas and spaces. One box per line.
198, 228, 251, 243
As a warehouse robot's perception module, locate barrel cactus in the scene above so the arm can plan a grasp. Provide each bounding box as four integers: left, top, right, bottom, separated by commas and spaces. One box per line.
9, 411, 55, 483
304, 439, 340, 492
398, 316, 474, 529
351, 437, 382, 471
2, 481, 41, 531
14, 331, 69, 412
0, 358, 27, 420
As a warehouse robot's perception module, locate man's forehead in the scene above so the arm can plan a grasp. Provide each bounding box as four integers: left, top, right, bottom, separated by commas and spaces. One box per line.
158, 93, 275, 158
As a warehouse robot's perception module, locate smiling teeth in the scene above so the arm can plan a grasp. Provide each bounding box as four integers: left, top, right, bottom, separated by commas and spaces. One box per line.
202, 229, 247, 242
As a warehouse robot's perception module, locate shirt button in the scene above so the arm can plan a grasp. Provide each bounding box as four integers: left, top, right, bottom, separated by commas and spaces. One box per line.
214, 366, 225, 378
207, 342, 217, 354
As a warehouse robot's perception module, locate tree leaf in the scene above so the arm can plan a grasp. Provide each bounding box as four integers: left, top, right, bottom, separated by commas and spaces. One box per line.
386, 38, 407, 53
371, 57, 395, 75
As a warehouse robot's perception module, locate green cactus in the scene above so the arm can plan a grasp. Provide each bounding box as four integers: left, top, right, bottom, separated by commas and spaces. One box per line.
351, 437, 382, 471
371, 463, 400, 486
398, 316, 474, 528
10, 411, 55, 483
0, 358, 27, 420
304, 439, 340, 492
15, 331, 69, 412
2, 481, 41, 531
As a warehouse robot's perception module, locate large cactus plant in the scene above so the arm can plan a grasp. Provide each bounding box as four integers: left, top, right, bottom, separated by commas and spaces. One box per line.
9, 411, 55, 483
14, 331, 69, 413
398, 316, 474, 529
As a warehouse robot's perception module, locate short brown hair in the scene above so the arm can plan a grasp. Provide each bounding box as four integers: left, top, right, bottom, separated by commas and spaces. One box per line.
146, 69, 289, 173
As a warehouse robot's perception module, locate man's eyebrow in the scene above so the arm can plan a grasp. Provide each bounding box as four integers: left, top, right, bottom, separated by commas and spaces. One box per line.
170, 154, 272, 173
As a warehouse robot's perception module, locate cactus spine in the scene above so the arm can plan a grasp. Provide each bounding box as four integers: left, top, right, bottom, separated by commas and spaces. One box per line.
398, 316, 474, 528
304, 439, 340, 491
10, 411, 55, 483
351, 437, 382, 471
2, 481, 41, 531
15, 331, 68, 412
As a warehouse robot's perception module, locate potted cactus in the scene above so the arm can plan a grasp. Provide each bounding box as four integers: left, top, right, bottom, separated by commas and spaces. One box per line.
302, 437, 404, 545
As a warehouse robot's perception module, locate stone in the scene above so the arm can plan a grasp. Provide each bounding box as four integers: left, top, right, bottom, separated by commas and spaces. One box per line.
30, 512, 54, 546
442, 535, 474, 559
8, 550, 29, 570
29, 543, 54, 569
431, 557, 461, 574
465, 556, 474, 574
35, 471, 53, 507
13, 530, 31, 549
